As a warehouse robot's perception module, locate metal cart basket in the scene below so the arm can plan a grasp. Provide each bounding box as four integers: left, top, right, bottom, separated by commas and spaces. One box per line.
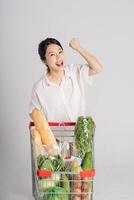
29, 122, 95, 200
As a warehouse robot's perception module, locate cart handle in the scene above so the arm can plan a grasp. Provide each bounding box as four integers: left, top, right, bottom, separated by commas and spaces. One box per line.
36, 169, 95, 178
29, 121, 75, 128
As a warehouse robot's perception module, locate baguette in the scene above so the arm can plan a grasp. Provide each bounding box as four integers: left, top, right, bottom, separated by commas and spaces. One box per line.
31, 108, 60, 156
31, 128, 44, 157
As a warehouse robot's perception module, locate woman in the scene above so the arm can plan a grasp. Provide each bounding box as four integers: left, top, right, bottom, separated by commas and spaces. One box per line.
29, 38, 102, 122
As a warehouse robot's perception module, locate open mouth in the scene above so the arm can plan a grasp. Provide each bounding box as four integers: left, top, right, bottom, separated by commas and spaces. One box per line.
56, 61, 64, 67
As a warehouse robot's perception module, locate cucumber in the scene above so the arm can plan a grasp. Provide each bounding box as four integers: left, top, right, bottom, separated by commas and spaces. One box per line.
60, 174, 70, 193
81, 151, 93, 170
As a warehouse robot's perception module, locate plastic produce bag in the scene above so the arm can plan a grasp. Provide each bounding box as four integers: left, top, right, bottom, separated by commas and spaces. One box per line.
74, 116, 95, 159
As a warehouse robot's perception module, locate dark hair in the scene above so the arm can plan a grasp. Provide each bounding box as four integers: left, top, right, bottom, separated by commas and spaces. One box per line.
38, 38, 63, 62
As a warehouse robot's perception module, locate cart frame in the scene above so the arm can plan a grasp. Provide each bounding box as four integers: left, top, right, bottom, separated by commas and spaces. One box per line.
29, 121, 95, 200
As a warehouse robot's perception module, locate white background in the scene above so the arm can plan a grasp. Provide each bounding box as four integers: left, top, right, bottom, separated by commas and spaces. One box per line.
0, 0, 134, 199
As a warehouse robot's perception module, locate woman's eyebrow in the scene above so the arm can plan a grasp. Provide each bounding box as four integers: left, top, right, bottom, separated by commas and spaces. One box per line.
48, 51, 55, 55
48, 48, 62, 55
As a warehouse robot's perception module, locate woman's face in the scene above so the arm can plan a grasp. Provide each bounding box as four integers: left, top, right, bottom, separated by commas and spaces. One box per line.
45, 44, 64, 72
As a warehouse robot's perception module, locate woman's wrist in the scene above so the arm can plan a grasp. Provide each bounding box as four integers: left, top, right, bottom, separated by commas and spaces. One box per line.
75, 46, 83, 53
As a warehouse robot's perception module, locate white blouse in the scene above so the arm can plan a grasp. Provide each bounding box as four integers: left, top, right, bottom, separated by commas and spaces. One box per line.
29, 64, 93, 122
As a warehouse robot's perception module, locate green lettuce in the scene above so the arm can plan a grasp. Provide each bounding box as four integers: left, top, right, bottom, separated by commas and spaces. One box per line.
74, 116, 95, 159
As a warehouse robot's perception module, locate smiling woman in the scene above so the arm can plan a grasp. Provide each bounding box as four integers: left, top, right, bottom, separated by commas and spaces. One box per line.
45, 44, 65, 85
29, 37, 102, 122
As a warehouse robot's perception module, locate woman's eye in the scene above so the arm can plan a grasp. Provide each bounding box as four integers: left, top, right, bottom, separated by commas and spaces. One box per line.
59, 50, 63, 54
50, 54, 55, 57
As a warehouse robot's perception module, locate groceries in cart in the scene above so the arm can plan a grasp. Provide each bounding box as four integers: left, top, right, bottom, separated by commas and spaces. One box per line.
30, 108, 95, 200
31, 108, 61, 156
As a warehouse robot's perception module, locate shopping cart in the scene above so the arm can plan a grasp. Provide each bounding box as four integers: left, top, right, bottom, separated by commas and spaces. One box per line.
29, 121, 95, 200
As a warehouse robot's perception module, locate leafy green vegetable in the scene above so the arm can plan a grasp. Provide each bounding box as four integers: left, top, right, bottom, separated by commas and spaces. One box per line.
43, 186, 69, 200
37, 155, 65, 172
74, 116, 95, 159
52, 155, 65, 171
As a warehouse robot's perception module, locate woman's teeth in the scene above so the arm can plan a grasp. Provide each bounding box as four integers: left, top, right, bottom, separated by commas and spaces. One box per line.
56, 61, 63, 67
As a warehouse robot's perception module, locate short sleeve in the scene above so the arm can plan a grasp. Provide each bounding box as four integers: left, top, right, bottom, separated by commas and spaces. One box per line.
29, 87, 41, 114
78, 64, 93, 85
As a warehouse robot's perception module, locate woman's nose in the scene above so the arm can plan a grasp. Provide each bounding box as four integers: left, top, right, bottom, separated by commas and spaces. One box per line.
56, 54, 60, 59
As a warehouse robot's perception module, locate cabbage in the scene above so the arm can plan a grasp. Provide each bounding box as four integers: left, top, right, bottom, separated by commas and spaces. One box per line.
38, 174, 60, 191
43, 186, 69, 200
38, 179, 56, 191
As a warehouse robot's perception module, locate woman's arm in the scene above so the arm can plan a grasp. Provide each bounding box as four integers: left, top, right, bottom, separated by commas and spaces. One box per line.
69, 38, 102, 75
